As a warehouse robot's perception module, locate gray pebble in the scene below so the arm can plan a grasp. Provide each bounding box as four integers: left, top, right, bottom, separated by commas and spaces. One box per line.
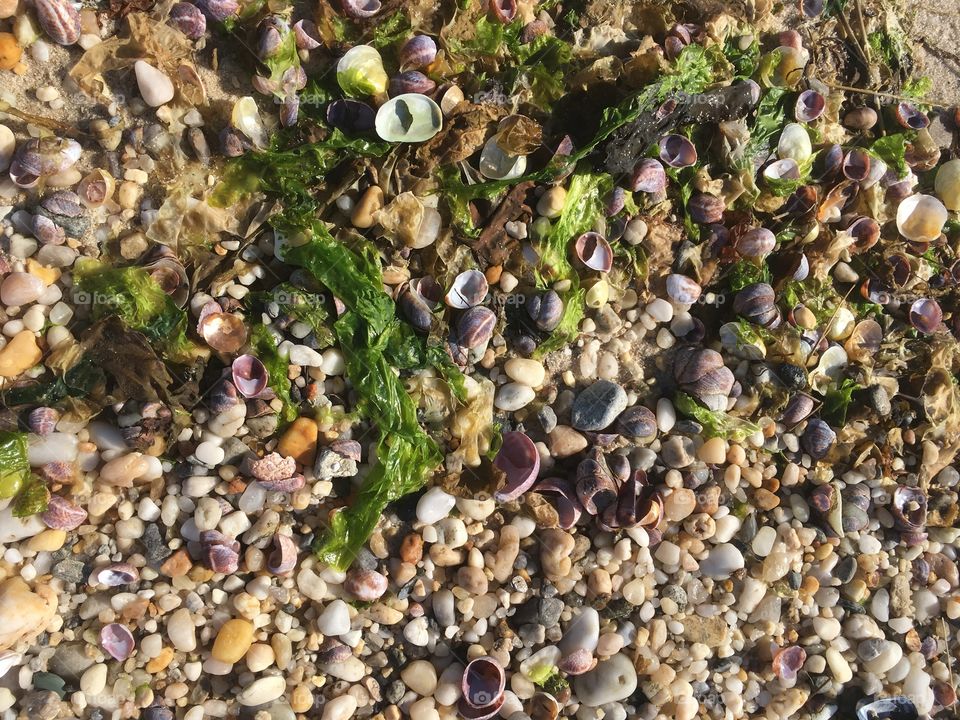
571, 380, 628, 431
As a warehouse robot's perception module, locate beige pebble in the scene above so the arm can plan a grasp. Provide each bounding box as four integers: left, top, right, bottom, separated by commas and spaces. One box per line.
26, 529, 66, 553
0, 330, 41, 378
245, 643, 275, 672
351, 186, 383, 228
212, 619, 255, 664
698, 437, 727, 464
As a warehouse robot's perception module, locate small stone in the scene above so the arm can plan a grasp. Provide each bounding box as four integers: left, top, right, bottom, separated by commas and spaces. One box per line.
572, 653, 637, 707
321, 696, 358, 720
316, 600, 351, 636
416, 487, 455, 524
504, 358, 546, 387
134, 60, 175, 107
167, 608, 196, 652
570, 380, 627, 431
698, 437, 727, 464
212, 619, 254, 664
495, 382, 535, 411
400, 660, 438, 696
0, 578, 57, 650
698, 543, 744, 579
344, 569, 388, 602
238, 676, 286, 707
1, 272, 44, 305
277, 417, 318, 465
547, 425, 587, 458
0, 330, 42, 378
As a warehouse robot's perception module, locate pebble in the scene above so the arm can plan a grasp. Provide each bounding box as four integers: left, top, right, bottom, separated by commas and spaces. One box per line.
416, 487, 456, 524
401, 660, 438, 696
0, 329, 41, 377
212, 619, 254, 664
699, 543, 744, 579
559, 607, 599, 654
277, 417, 318, 465
572, 653, 638, 706
238, 676, 286, 707
547, 425, 588, 458
495, 382, 535, 411
570, 380, 627, 431
316, 600, 351, 636
134, 60, 175, 107
321, 696, 357, 720
504, 358, 546, 387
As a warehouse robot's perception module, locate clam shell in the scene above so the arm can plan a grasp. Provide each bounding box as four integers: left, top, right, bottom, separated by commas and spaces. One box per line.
494, 431, 540, 501
658, 134, 697, 167
375, 94, 442, 143
573, 232, 613, 273
735, 227, 776, 259
772, 645, 806, 681
777, 123, 812, 163
199, 311, 248, 353
630, 158, 666, 193
389, 70, 436, 97
461, 657, 505, 710
934, 158, 960, 211
100, 623, 135, 661
801, 418, 836, 460
896, 194, 947, 242
232, 354, 269, 398
42, 495, 88, 530
445, 269, 489, 309
842, 148, 871, 182
340, 0, 381, 18
399, 35, 437, 69
35, 0, 81, 45
665, 274, 701, 304
94, 563, 140, 587
795, 89, 825, 121
293, 19, 320, 49
909, 298, 942, 334
479, 136, 526, 180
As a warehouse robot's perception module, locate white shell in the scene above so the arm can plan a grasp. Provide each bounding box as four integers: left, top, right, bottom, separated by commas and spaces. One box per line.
935, 158, 960, 211
375, 93, 442, 143
519, 645, 562, 681
231, 97, 269, 149
896, 193, 948, 242
479, 136, 527, 180
763, 158, 800, 183
777, 123, 812, 163
337, 45, 388, 97
445, 269, 489, 309
809, 345, 848, 394
861, 156, 886, 189
0, 651, 21, 679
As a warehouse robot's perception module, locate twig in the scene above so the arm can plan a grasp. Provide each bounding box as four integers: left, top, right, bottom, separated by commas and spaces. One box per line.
854, 0, 872, 65
822, 82, 954, 109
0, 101, 88, 137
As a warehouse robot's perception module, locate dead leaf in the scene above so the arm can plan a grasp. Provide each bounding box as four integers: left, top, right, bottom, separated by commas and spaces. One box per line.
494, 114, 543, 155
415, 101, 502, 170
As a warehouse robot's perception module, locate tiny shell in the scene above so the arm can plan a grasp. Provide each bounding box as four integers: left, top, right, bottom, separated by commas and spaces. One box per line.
77, 169, 116, 208
100, 623, 135, 661
95, 563, 140, 587
42, 495, 88, 530
232, 355, 269, 398
456, 306, 497, 349
909, 298, 942, 334
199, 311, 248, 353
340, 0, 381, 18
772, 645, 807, 681
558, 648, 596, 675
494, 431, 540, 502
777, 123, 812, 163
658, 134, 697, 167
896, 194, 947, 242
169, 2, 206, 39
389, 70, 436, 97
630, 158, 666, 193
375, 94, 442, 143
267, 534, 298, 575
445, 269, 489, 309
479, 136, 527, 180
573, 232, 613, 273
665, 274, 701, 304
35, 0, 81, 45
795, 89, 825, 121
490, 0, 517, 23
399, 35, 437, 69
461, 656, 506, 709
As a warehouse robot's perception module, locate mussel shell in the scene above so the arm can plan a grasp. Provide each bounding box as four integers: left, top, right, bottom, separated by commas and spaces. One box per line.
461, 657, 506, 709
909, 298, 942, 334
232, 354, 269, 397
535, 477, 583, 528
456, 306, 496, 349
658, 134, 697, 168
489, 0, 517, 23
375, 93, 443, 143
801, 418, 835, 460
795, 89, 825, 121
735, 227, 776, 259
527, 290, 563, 332
573, 232, 613, 273
493, 431, 540, 502
445, 269, 489, 309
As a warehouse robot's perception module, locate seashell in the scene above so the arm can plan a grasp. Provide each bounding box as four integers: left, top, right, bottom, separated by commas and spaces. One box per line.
813, 143, 844, 182
77, 169, 116, 208
616, 405, 657, 438
267, 533, 298, 575
665, 274, 701, 304
772, 645, 807, 681
856, 697, 918, 720
258, 473, 305, 493
800, 0, 824, 17
220, 128, 247, 157
199, 311, 248, 353
847, 216, 879, 252
479, 136, 526, 180
795, 89, 825, 122
573, 232, 613, 273
535, 477, 583, 528
10, 137, 82, 187
232, 355, 269, 398
896, 194, 947, 242
817, 180, 858, 223
735, 227, 776, 259
100, 623, 135, 661
316, 638, 353, 664
280, 94, 299, 128
763, 158, 801, 187
446, 269, 488, 309
733, 283, 779, 328
398, 276, 442, 332
630, 158, 667, 193
673, 346, 735, 411
892, 485, 927, 535
293, 19, 320, 50
375, 93, 443, 143
0, 651, 22, 680
801, 418, 835, 460
934, 158, 960, 211
456, 306, 496, 349
41, 189, 82, 217
197, 0, 238, 21
326, 99, 376, 134
611, 472, 662, 529
440, 85, 465, 116
687, 193, 724, 223
526, 290, 563, 332
169, 2, 206, 39
32, 214, 65, 246
576, 450, 618, 516
340, 0, 381, 18
461, 657, 506, 711
777, 123, 812, 163
909, 298, 942, 334
42, 495, 87, 530
494, 431, 540, 502
231, 97, 269, 149
256, 17, 284, 60
250, 452, 297, 484
400, 35, 438, 69
94, 563, 140, 587
28, 407, 60, 436
904, 130, 941, 172
558, 648, 596, 675
658, 134, 697, 167
844, 319, 882, 363
719, 321, 766, 360
344, 568, 388, 602
35, 0, 81, 45
489, 0, 517, 23
784, 185, 818, 216
338, 45, 388, 97
605, 187, 626, 217
894, 102, 929, 130
389, 70, 436, 97
842, 148, 871, 182
781, 393, 815, 426
202, 537, 240, 574
769, 45, 808, 88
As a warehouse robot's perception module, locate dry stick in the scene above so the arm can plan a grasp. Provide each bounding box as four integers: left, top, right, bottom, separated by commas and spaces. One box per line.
854, 0, 872, 65
823, 82, 954, 109
0, 100, 88, 137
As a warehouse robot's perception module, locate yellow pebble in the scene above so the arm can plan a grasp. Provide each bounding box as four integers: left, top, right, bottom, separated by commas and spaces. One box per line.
212, 618, 255, 664
277, 417, 319, 465
146, 646, 174, 674
289, 684, 313, 713
26, 529, 66, 553
0, 330, 41, 378
25, 259, 60, 286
